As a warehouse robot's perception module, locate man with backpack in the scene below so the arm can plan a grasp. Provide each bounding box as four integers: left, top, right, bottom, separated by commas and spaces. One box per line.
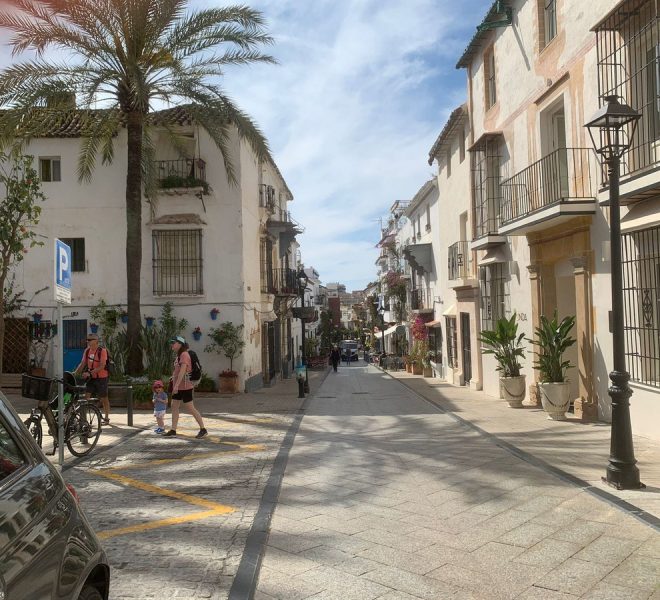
75, 333, 111, 425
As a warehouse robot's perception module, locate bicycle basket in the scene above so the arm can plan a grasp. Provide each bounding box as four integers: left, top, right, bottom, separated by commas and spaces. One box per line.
22, 374, 53, 401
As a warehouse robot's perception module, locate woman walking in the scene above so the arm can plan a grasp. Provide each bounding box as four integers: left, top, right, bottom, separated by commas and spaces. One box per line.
330, 345, 341, 372
163, 336, 207, 438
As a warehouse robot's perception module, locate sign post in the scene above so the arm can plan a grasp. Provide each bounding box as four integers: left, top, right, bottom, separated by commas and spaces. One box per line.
54, 240, 72, 467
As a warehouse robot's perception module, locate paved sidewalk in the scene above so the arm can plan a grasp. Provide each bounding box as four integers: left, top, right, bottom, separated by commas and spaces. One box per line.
255, 363, 659, 600
385, 369, 660, 521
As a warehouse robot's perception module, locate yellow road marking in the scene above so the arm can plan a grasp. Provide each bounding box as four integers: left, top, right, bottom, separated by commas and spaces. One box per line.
93, 470, 234, 511
97, 508, 228, 540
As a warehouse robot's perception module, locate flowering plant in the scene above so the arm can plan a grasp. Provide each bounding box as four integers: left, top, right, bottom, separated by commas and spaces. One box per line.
193, 326, 202, 334
411, 316, 428, 341
219, 369, 238, 378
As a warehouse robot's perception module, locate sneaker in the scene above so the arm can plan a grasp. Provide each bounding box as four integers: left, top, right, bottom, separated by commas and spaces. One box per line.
163, 429, 177, 437
101, 417, 110, 425
195, 428, 208, 439
154, 427, 165, 434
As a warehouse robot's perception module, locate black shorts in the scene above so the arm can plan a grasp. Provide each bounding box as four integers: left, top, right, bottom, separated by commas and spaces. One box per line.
172, 388, 194, 403
86, 377, 108, 397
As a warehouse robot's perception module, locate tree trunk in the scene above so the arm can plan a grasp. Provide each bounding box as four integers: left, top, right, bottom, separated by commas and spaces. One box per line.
125, 112, 144, 374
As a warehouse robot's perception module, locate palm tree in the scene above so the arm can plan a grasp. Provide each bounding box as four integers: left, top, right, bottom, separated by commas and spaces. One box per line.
0, 0, 275, 373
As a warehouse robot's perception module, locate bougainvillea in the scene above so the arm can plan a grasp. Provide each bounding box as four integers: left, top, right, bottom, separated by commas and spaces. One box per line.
411, 316, 428, 341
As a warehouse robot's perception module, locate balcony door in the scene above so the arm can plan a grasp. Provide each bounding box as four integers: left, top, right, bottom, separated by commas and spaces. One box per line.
541, 101, 569, 203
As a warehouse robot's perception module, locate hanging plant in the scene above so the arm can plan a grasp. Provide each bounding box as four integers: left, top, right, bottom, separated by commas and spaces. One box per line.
210, 307, 220, 320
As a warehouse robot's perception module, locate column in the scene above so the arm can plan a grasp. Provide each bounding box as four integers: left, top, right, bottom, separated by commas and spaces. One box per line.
526, 263, 543, 406
571, 254, 598, 421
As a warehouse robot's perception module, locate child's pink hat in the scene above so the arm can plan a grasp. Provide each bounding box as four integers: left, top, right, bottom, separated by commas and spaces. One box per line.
152, 380, 164, 390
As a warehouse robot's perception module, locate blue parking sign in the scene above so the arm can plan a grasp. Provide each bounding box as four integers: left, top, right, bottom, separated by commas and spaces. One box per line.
54, 239, 72, 304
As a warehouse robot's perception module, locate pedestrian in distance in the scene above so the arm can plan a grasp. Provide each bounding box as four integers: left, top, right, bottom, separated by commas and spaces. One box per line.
330, 345, 341, 372
75, 333, 110, 425
163, 336, 207, 439
152, 380, 168, 434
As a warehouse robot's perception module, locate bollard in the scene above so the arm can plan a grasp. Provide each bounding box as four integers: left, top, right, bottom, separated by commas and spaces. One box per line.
127, 385, 133, 427
297, 376, 305, 398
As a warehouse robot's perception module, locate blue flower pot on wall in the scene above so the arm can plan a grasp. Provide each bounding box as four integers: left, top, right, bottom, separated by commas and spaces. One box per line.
121, 314, 128, 324
145, 317, 155, 328
90, 324, 99, 333
192, 330, 202, 341
32, 313, 42, 323
210, 309, 219, 320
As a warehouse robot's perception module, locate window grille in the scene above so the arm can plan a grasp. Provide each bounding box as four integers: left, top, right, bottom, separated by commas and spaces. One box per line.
446, 317, 458, 369
595, 0, 660, 180
60, 238, 85, 272
471, 136, 503, 238
152, 230, 203, 295
622, 225, 660, 387
542, 0, 557, 48
479, 263, 510, 332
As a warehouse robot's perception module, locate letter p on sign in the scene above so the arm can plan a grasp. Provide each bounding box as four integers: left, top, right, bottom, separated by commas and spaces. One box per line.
55, 239, 72, 304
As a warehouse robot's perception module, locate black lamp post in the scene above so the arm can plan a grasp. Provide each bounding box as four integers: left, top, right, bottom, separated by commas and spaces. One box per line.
373, 299, 385, 354
297, 268, 310, 393
585, 95, 644, 490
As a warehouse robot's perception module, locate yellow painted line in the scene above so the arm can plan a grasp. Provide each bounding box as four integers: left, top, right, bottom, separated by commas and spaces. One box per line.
97, 508, 228, 540
104, 445, 265, 472
93, 470, 235, 511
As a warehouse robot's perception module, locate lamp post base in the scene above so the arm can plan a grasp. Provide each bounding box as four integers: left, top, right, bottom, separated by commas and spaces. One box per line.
602, 476, 645, 491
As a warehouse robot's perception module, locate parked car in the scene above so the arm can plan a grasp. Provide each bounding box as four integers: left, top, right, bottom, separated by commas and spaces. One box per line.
340, 340, 359, 361
0, 390, 110, 600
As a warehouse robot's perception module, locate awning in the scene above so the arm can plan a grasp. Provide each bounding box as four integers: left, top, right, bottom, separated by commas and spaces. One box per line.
442, 303, 457, 317
478, 246, 508, 266
403, 243, 433, 274
424, 319, 442, 327
621, 198, 660, 233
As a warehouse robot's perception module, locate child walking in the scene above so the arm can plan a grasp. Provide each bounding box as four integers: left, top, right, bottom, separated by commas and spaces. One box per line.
152, 380, 168, 434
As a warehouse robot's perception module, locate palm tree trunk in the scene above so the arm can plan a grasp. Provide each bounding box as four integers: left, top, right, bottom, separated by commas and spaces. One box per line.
0, 273, 5, 375
126, 112, 144, 374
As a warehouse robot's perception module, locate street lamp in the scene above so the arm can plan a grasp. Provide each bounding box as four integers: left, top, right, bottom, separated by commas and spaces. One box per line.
373, 298, 386, 354
585, 95, 644, 490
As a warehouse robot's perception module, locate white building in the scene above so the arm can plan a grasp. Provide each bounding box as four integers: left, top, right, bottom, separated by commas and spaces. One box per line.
5, 106, 305, 392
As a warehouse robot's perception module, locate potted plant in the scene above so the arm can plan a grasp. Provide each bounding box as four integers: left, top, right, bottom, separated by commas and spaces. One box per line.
89, 322, 99, 334
31, 310, 43, 323
479, 313, 527, 408
205, 322, 245, 394
120, 309, 128, 324
145, 315, 155, 328
423, 351, 434, 378
192, 326, 202, 341
210, 307, 220, 320
530, 311, 576, 420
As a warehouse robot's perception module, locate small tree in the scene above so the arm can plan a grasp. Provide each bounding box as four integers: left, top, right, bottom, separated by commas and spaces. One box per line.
0, 152, 45, 373
205, 322, 245, 374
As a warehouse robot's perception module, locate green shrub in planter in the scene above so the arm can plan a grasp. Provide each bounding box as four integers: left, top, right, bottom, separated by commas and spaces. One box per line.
196, 373, 217, 393
132, 383, 153, 407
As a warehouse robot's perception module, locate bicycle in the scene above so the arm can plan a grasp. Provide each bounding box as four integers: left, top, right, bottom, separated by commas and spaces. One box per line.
22, 372, 103, 458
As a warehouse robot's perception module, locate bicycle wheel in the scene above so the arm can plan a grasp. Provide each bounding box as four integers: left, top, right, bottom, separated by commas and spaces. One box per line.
23, 412, 43, 448
65, 403, 102, 457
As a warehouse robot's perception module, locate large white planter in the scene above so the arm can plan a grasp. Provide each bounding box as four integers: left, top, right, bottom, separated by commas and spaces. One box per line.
538, 382, 571, 420
501, 375, 526, 408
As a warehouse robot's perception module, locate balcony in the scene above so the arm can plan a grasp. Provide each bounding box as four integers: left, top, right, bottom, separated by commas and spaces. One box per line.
594, 0, 660, 203
410, 288, 433, 313
448, 241, 477, 288
156, 158, 208, 194
259, 184, 276, 212
272, 267, 300, 297
499, 148, 596, 236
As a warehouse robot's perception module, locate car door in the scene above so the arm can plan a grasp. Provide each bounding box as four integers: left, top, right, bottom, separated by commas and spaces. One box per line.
0, 406, 68, 600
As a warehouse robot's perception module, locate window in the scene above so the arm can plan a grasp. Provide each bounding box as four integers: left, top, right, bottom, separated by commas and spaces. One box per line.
152, 229, 203, 295
459, 128, 466, 163
471, 135, 503, 238
417, 215, 421, 239
479, 263, 510, 331
59, 238, 85, 272
0, 418, 27, 483
446, 149, 452, 177
426, 206, 431, 232
484, 48, 497, 109
646, 45, 660, 141
622, 225, 660, 387
39, 157, 61, 182
539, 0, 557, 49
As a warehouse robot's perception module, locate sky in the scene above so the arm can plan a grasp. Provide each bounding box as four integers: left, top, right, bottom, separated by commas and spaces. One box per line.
0, 0, 494, 291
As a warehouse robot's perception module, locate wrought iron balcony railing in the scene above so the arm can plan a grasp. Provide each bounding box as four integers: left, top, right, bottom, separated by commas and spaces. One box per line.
410, 288, 432, 311
259, 184, 276, 211
500, 148, 594, 226
448, 241, 472, 280
156, 158, 206, 190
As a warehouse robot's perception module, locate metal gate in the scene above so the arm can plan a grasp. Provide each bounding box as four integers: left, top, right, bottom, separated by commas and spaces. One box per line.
63, 319, 87, 373
460, 312, 472, 384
